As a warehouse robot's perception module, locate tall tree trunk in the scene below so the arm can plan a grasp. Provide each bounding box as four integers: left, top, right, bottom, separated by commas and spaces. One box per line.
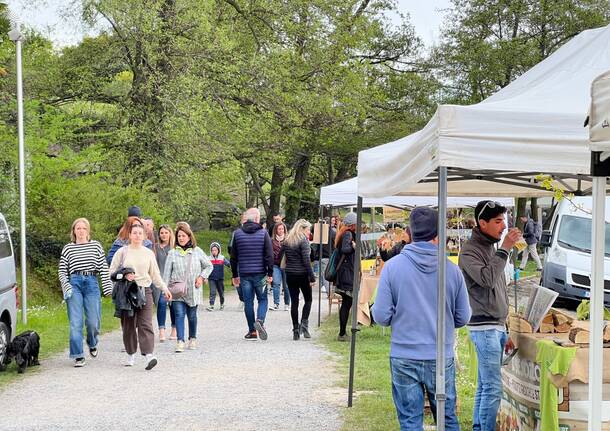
246, 164, 271, 217
530, 197, 539, 222
269, 165, 284, 216
246, 181, 257, 209
285, 153, 310, 224
516, 197, 528, 230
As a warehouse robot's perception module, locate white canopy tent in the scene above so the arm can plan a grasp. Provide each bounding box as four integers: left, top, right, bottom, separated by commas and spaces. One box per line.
356, 24, 610, 430
319, 177, 514, 208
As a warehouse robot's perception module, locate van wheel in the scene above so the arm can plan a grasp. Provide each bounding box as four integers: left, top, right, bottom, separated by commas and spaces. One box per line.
0, 322, 9, 371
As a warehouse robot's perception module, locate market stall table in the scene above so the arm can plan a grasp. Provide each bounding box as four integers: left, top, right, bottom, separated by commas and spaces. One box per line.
499, 329, 610, 430
358, 271, 379, 326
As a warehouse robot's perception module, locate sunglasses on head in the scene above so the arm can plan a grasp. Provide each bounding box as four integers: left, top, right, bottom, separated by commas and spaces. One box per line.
477, 201, 503, 224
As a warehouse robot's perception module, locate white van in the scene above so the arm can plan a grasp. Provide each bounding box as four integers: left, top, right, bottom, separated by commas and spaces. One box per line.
0, 213, 17, 370
540, 196, 610, 305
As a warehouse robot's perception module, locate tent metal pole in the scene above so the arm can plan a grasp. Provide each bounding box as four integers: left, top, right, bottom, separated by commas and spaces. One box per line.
347, 196, 363, 407
512, 209, 518, 313
328, 206, 333, 317
436, 167, 448, 431
588, 176, 604, 431
317, 206, 323, 328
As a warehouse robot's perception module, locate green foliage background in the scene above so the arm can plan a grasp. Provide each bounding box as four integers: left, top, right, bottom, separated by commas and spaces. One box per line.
1, 0, 609, 296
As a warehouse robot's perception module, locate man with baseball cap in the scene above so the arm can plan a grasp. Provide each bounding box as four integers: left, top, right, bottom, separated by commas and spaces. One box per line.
459, 200, 520, 431
372, 207, 471, 430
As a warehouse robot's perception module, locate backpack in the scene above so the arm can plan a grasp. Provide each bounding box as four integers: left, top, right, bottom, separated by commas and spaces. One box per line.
534, 221, 542, 241
324, 248, 345, 283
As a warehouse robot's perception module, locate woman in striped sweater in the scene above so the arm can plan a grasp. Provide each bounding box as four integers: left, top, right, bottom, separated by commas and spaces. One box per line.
58, 218, 113, 367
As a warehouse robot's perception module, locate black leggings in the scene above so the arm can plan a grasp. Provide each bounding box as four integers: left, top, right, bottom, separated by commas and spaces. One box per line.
338, 291, 353, 336
286, 273, 312, 329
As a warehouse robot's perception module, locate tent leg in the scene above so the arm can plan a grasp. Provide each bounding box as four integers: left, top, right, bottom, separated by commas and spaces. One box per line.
347, 196, 363, 408
318, 206, 323, 328
436, 167, 448, 431
511, 209, 518, 312
588, 176, 605, 431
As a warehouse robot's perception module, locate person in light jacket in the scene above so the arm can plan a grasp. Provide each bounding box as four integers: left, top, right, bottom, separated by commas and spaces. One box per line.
372, 207, 471, 430
109, 221, 172, 370
163, 222, 213, 352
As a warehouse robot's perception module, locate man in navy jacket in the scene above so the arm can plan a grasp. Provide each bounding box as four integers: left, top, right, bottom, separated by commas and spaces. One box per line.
230, 208, 274, 341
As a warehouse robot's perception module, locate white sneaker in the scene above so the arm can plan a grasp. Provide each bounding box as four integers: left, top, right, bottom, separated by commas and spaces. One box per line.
284, 304, 289, 311
176, 341, 185, 353
239, 301, 245, 310
124, 354, 135, 367
188, 339, 198, 350
206, 306, 214, 312
145, 354, 157, 370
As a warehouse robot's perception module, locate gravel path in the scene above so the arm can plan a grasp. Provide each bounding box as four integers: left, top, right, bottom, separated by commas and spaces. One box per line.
0, 291, 344, 431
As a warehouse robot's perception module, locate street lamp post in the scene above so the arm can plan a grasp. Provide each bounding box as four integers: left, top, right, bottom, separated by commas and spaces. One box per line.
2, 1, 28, 324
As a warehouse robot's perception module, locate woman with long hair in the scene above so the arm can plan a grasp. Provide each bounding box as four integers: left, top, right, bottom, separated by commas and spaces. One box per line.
154, 224, 175, 342
280, 219, 316, 340
334, 212, 357, 342
109, 221, 171, 369
163, 222, 213, 352
270, 222, 290, 311
107, 216, 153, 265
58, 218, 113, 367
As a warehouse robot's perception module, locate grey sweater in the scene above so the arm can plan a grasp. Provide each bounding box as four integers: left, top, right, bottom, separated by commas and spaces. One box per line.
280, 238, 316, 282
458, 228, 509, 327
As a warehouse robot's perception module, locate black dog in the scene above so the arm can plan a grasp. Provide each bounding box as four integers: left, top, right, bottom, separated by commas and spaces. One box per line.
6, 330, 40, 373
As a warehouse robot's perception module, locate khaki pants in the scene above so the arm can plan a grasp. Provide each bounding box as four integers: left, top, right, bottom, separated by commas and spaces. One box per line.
520, 244, 542, 270
121, 286, 154, 355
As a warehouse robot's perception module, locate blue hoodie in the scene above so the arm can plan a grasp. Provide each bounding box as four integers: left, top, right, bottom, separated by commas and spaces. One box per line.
371, 242, 471, 360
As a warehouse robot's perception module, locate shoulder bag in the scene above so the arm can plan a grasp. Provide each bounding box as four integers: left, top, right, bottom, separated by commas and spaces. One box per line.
168, 252, 192, 299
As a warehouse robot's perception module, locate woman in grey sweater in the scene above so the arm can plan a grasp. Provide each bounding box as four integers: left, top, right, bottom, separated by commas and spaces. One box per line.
280, 219, 316, 340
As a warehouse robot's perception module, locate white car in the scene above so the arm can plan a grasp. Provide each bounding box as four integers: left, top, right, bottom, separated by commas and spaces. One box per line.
0, 213, 17, 370
540, 196, 610, 306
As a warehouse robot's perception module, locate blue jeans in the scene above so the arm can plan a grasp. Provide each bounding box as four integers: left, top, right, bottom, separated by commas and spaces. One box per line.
390, 357, 459, 431
240, 274, 268, 332
66, 275, 101, 359
470, 329, 508, 431
157, 291, 168, 329
272, 266, 289, 306
172, 301, 198, 342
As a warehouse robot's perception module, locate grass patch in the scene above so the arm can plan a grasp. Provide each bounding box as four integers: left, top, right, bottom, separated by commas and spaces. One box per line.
0, 297, 120, 387
516, 259, 542, 279
319, 314, 477, 430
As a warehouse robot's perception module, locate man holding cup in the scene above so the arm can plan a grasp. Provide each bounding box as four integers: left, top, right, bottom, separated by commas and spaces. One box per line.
459, 200, 520, 431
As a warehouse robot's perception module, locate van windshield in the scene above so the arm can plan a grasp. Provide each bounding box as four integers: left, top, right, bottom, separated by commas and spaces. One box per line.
557, 215, 610, 254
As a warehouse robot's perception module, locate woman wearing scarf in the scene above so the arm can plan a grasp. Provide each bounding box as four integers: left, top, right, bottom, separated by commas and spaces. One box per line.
163, 222, 213, 352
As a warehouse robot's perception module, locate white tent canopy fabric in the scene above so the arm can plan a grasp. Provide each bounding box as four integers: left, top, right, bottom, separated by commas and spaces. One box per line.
320, 177, 514, 208
358, 24, 610, 198
355, 24, 610, 429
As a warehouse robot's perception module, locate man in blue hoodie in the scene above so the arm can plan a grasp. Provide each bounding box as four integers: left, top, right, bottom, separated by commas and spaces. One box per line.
372, 207, 471, 430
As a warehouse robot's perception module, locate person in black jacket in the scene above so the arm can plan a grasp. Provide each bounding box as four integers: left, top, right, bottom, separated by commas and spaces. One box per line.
281, 219, 317, 340
377, 226, 411, 262
335, 212, 357, 342
311, 221, 336, 294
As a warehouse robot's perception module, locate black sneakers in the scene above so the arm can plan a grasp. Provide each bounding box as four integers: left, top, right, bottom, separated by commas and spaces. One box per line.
254, 320, 268, 341
89, 347, 98, 358
74, 357, 86, 367
244, 330, 258, 340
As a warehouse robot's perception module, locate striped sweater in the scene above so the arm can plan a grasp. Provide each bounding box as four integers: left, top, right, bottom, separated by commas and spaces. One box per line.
58, 241, 113, 297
